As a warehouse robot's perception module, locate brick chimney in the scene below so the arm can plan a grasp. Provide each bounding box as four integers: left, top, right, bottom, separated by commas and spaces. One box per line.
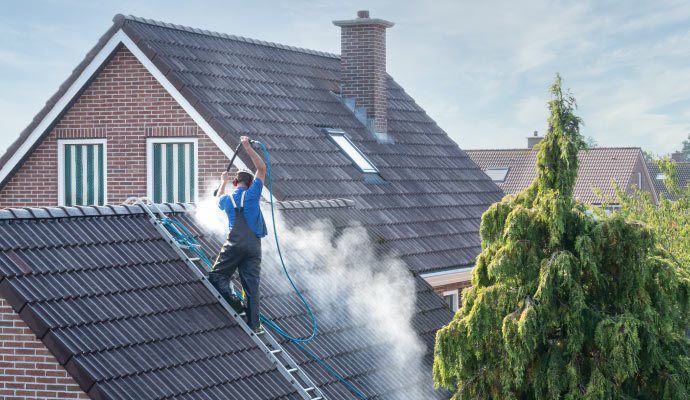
527, 131, 543, 149
333, 11, 394, 137
671, 151, 685, 162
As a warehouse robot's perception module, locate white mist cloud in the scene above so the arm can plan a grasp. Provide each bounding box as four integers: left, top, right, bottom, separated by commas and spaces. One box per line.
193, 196, 435, 398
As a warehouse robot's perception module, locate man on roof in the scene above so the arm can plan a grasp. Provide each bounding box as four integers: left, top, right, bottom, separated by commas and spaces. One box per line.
210, 136, 268, 332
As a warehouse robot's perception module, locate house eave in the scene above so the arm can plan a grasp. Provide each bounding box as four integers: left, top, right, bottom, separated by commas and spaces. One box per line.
0, 20, 276, 202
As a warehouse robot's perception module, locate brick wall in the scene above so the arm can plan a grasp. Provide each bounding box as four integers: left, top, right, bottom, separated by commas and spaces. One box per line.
0, 46, 230, 208
0, 297, 88, 400
433, 280, 472, 299
629, 153, 655, 199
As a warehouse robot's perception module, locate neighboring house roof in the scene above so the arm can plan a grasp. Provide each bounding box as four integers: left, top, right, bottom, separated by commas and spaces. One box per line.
0, 14, 502, 275
464, 149, 538, 196
466, 147, 651, 204
647, 161, 690, 201
0, 202, 453, 399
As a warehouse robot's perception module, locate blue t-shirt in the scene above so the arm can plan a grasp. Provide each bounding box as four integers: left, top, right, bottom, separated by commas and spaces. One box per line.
218, 178, 267, 238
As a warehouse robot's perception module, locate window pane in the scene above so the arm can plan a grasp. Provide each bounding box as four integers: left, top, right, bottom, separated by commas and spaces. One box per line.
485, 168, 509, 183
329, 134, 378, 173
152, 142, 195, 203
62, 143, 104, 206
444, 295, 454, 309
443, 292, 458, 311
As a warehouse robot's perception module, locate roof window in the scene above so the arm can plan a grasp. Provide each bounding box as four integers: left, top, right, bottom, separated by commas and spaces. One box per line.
324, 129, 379, 173
485, 167, 510, 183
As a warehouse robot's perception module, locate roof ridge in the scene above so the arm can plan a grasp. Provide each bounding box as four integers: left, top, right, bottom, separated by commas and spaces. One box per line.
0, 203, 196, 220
464, 149, 534, 152
466, 146, 642, 152
119, 14, 340, 60
275, 197, 356, 210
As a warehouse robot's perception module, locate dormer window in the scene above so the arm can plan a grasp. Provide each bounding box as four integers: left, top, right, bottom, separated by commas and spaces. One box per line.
324, 129, 379, 173
485, 167, 510, 183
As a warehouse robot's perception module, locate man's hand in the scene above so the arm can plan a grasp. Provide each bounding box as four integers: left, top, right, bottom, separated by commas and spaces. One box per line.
221, 171, 229, 183
239, 135, 266, 183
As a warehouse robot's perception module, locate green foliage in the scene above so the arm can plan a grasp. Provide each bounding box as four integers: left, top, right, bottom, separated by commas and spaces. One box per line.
616, 159, 690, 270
434, 75, 690, 399
643, 150, 657, 162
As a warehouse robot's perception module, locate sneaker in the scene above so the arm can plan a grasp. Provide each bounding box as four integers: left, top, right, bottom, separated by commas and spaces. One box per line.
227, 296, 246, 313
252, 324, 263, 334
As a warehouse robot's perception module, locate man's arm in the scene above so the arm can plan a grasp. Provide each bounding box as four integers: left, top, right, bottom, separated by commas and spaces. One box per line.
216, 171, 229, 199
241, 136, 266, 183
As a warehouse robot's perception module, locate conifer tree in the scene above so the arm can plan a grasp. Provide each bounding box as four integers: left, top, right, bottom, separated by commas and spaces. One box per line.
433, 75, 690, 399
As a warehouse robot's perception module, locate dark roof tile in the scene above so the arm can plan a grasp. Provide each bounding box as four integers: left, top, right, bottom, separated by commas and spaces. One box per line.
0, 205, 453, 399
647, 161, 690, 201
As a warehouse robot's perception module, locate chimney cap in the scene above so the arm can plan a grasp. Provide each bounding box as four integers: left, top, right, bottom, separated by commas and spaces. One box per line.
333, 11, 394, 28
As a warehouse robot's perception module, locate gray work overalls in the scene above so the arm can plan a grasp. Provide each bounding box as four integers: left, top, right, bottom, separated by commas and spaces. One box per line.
209, 191, 262, 329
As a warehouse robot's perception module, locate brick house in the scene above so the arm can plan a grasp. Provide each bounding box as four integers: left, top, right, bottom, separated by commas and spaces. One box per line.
0, 12, 501, 317
466, 133, 658, 208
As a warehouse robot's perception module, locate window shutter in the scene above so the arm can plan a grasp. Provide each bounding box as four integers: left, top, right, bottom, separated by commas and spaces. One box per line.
63, 143, 104, 206
152, 142, 195, 203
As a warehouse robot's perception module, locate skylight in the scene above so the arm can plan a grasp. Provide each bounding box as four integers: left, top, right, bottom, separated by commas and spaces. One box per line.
656, 173, 666, 180
324, 129, 378, 173
485, 167, 510, 183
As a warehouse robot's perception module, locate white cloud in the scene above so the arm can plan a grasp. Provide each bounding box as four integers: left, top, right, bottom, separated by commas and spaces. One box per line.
515, 96, 548, 126
0, 49, 32, 68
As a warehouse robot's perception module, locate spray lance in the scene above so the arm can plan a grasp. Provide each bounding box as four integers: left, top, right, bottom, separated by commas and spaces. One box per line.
213, 139, 258, 197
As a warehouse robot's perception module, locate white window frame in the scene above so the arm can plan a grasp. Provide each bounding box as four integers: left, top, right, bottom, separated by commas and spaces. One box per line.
443, 289, 459, 312
146, 137, 199, 203
485, 167, 510, 183
323, 128, 379, 173
57, 138, 108, 206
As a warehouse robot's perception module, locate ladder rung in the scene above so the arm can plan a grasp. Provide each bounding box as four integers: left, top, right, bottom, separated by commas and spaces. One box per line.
287, 368, 298, 373
239, 312, 246, 316
270, 349, 282, 354
189, 257, 200, 262
305, 387, 315, 391
311, 397, 323, 400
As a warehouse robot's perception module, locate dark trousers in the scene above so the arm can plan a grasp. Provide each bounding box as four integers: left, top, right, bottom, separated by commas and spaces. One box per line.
208, 241, 262, 329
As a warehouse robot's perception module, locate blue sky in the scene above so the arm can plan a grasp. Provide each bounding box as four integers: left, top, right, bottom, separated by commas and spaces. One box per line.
2, 0, 690, 155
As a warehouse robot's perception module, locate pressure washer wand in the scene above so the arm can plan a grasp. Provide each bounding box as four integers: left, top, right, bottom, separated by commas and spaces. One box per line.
225, 143, 243, 172
213, 143, 243, 197
213, 140, 259, 196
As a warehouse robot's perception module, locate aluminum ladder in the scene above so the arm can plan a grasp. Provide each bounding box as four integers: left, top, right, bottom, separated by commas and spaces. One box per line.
124, 198, 326, 400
